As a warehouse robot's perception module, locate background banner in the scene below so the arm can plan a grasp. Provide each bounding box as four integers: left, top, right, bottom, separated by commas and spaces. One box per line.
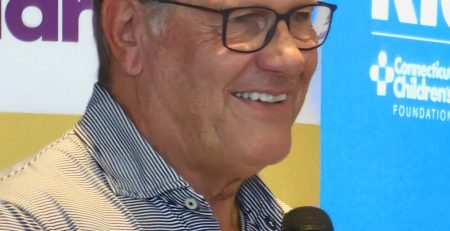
322, 0, 450, 230
0, 0, 96, 114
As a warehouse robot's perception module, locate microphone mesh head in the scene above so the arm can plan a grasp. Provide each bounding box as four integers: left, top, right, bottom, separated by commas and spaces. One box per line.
282, 206, 333, 231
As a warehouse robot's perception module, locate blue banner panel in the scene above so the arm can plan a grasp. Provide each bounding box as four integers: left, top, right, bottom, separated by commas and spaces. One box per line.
321, 0, 450, 230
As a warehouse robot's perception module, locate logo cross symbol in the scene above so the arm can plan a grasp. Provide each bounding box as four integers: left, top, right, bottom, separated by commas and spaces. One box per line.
370, 51, 395, 96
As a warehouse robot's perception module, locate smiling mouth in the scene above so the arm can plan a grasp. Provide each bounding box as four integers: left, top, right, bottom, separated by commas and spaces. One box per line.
232, 92, 287, 104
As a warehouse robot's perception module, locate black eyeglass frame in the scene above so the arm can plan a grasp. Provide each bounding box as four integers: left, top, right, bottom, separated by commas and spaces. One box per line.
151, 0, 338, 53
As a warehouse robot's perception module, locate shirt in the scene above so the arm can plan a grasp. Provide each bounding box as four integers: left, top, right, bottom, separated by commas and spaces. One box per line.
0, 84, 284, 230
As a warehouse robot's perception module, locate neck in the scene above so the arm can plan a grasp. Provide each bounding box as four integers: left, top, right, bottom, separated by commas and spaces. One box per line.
192, 173, 243, 231
110, 76, 252, 231
168, 154, 246, 231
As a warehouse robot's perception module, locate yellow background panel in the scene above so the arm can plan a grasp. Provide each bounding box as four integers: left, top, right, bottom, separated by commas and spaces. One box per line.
260, 124, 320, 207
0, 113, 319, 207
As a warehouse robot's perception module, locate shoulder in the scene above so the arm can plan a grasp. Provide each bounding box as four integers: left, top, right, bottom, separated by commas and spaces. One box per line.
0, 130, 136, 229
0, 131, 102, 228
0, 130, 92, 186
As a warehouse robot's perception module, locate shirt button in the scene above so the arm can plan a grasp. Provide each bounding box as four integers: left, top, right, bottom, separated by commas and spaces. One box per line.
184, 198, 199, 210
264, 216, 276, 230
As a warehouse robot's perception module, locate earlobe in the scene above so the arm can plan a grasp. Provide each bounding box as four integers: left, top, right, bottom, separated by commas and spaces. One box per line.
101, 0, 143, 76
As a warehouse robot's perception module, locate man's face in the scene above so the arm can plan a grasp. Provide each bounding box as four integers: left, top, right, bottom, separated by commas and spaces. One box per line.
137, 0, 318, 172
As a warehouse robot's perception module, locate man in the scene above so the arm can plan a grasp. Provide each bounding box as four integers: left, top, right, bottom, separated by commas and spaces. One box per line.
0, 0, 336, 230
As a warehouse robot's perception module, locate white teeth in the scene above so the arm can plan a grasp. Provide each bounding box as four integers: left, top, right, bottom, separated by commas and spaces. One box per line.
250, 93, 259, 100
234, 92, 287, 103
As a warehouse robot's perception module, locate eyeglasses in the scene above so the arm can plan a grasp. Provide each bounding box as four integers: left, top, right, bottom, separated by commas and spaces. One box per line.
151, 0, 337, 53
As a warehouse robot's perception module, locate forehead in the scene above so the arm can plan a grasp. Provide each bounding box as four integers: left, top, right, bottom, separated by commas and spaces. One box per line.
190, 0, 317, 11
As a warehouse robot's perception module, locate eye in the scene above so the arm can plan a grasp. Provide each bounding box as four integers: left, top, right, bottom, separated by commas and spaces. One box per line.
291, 6, 314, 24
228, 9, 271, 31
292, 11, 311, 23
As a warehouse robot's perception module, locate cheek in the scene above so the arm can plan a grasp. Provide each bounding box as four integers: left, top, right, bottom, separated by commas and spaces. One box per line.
197, 46, 251, 71
189, 49, 254, 94
303, 50, 319, 82
292, 51, 318, 112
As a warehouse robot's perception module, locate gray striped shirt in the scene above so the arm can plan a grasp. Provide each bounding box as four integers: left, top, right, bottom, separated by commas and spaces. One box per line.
0, 84, 283, 230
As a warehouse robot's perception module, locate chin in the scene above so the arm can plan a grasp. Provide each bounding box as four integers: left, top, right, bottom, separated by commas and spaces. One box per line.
243, 132, 292, 169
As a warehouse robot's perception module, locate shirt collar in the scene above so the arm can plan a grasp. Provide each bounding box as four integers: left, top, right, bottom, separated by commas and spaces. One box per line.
75, 84, 283, 227
75, 83, 189, 198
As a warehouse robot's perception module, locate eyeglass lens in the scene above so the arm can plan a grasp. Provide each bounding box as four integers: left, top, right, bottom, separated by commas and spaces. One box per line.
225, 5, 332, 52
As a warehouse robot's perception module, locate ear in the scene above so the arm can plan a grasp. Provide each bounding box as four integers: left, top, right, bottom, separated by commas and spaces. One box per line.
101, 0, 143, 76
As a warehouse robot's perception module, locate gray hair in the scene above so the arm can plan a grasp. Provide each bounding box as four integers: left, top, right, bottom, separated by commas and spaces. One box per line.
93, 0, 175, 86
143, 1, 175, 36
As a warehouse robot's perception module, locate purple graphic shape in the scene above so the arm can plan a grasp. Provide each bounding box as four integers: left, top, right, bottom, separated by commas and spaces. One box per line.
5, 0, 58, 41
63, 0, 93, 42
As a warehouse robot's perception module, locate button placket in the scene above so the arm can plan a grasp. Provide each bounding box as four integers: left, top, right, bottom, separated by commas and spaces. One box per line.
264, 215, 277, 230
167, 198, 177, 206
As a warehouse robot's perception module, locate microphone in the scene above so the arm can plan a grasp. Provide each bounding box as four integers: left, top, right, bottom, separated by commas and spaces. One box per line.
281, 206, 333, 231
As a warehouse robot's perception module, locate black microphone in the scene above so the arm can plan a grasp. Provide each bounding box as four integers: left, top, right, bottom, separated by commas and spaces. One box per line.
281, 206, 333, 231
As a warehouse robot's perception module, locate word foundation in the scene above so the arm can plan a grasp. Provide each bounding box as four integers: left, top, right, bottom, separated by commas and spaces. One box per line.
393, 104, 450, 122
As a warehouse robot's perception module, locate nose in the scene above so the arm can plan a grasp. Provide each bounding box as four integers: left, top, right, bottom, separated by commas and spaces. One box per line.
255, 21, 307, 78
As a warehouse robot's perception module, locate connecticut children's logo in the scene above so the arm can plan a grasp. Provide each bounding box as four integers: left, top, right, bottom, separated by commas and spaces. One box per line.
370, 51, 395, 96
369, 50, 450, 122
369, 51, 450, 102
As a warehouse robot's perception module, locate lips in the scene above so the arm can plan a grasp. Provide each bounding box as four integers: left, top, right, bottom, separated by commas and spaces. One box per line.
232, 92, 287, 103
